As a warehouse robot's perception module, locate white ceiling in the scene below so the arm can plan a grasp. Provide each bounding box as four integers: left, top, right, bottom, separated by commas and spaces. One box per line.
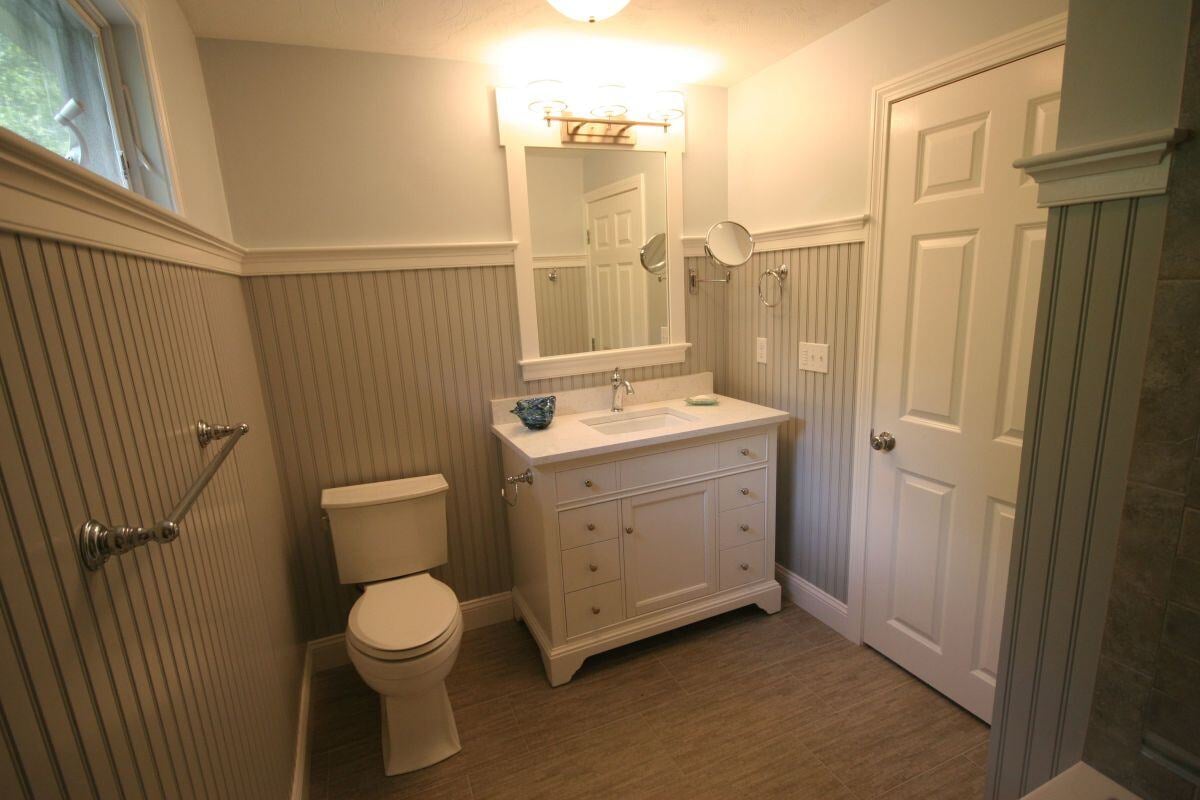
176, 0, 889, 87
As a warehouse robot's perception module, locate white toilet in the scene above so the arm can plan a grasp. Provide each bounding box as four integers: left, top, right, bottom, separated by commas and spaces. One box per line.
321, 474, 463, 776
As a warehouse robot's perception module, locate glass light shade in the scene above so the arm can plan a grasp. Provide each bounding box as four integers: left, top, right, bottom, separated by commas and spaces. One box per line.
526, 79, 568, 114
547, 0, 630, 23
649, 89, 685, 121
590, 84, 628, 118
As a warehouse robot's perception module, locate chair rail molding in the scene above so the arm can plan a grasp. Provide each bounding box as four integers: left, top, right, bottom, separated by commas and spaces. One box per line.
0, 127, 244, 274
681, 214, 869, 257
241, 241, 519, 275
1015, 127, 1191, 207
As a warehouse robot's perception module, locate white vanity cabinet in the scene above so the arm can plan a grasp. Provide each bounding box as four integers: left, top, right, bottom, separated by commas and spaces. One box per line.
499, 423, 783, 686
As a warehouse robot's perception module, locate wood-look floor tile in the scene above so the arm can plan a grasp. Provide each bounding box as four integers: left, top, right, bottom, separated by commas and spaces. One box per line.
445, 622, 547, 709
878, 755, 986, 800
654, 607, 834, 693
508, 654, 684, 749
799, 679, 989, 797
643, 663, 834, 774
965, 741, 990, 769
677, 730, 857, 800
785, 638, 915, 712
468, 713, 685, 800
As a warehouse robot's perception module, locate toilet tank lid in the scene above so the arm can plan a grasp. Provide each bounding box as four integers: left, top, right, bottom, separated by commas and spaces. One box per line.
321, 474, 448, 509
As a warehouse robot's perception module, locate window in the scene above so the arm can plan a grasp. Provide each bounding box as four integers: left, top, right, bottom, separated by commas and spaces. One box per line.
0, 0, 174, 207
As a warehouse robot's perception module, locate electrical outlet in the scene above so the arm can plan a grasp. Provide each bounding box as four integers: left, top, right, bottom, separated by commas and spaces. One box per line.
756, 337, 768, 364
798, 342, 829, 373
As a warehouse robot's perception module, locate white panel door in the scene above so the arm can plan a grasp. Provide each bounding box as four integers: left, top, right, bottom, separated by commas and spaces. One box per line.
586, 179, 647, 350
621, 481, 717, 616
864, 47, 1062, 722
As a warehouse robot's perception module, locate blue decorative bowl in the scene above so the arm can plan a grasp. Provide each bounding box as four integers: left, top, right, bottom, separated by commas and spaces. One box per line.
512, 395, 556, 430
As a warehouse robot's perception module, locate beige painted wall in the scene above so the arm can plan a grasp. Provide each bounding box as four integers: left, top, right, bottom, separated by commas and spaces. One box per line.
196, 39, 729, 247
726, 0, 1067, 231
135, 0, 233, 239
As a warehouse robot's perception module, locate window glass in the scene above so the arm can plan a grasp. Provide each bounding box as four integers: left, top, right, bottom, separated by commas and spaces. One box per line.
0, 0, 125, 186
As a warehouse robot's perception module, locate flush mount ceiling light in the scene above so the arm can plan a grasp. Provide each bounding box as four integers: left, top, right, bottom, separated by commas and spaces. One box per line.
547, 0, 630, 23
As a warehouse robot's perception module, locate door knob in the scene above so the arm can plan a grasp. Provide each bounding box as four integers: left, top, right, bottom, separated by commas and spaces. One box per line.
870, 429, 896, 452
739, 448, 750, 456
739, 524, 750, 532
739, 562, 750, 571
584, 479, 594, 487
740, 487, 750, 495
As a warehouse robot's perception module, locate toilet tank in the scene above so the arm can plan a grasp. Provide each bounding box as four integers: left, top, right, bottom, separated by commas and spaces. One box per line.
321, 474, 449, 584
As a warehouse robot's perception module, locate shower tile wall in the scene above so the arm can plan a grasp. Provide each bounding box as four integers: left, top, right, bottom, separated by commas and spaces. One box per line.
0, 231, 301, 800
244, 257, 725, 639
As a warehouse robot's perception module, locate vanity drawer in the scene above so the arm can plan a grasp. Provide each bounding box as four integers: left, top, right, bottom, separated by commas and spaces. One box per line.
559, 501, 619, 550
719, 434, 768, 468
561, 540, 621, 593
555, 462, 617, 503
718, 469, 767, 511
719, 541, 765, 590
618, 443, 718, 489
719, 503, 766, 549
564, 580, 624, 638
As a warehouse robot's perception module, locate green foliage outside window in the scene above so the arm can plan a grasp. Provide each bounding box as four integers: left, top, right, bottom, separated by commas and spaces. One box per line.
0, 30, 70, 156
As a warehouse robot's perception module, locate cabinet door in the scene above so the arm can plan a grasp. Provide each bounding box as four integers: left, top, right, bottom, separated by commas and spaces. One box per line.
621, 481, 717, 616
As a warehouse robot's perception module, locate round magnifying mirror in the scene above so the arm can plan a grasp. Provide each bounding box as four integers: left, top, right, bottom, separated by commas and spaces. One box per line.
705, 220, 754, 268
639, 232, 667, 275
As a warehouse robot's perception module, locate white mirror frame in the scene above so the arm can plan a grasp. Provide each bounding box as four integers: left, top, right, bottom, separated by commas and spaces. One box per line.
496, 86, 690, 381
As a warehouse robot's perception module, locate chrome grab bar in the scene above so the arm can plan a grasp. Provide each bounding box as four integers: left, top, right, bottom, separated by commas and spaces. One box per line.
78, 420, 249, 570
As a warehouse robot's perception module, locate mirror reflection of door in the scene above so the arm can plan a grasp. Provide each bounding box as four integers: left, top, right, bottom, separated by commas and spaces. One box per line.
585, 175, 646, 351
525, 147, 668, 357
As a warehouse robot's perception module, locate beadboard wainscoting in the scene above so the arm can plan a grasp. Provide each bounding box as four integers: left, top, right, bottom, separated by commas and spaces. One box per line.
244, 256, 725, 640
723, 242, 863, 604
532, 264, 589, 357
0, 231, 301, 800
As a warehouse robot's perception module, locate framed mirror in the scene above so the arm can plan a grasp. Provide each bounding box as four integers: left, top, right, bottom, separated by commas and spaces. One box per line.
497, 84, 689, 381
526, 147, 668, 357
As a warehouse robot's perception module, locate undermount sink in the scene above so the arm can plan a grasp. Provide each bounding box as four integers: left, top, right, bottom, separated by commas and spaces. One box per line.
581, 407, 698, 436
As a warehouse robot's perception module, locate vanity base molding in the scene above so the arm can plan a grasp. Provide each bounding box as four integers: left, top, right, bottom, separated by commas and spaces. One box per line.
513, 580, 781, 686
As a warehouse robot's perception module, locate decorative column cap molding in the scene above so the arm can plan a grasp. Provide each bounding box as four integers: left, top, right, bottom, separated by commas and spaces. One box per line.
1014, 127, 1191, 207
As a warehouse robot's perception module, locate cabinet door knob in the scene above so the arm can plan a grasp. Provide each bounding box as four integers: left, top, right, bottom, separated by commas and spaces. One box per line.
740, 487, 750, 495
740, 448, 750, 456
591, 605, 601, 615
739, 562, 750, 571
739, 524, 750, 532
624, 526, 633, 534
586, 523, 596, 531
584, 479, 594, 487
589, 562, 598, 572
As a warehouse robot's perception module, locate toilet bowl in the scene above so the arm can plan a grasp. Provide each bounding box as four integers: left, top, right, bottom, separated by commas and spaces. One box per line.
345, 573, 463, 775
321, 474, 463, 776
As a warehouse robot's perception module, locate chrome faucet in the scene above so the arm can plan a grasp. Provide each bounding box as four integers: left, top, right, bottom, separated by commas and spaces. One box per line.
610, 368, 635, 412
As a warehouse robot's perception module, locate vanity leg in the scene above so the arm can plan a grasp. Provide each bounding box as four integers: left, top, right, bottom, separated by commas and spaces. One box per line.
545, 650, 587, 687
755, 584, 782, 615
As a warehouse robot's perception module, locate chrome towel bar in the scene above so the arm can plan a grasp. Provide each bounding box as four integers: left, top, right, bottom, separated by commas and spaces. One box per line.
78, 420, 249, 571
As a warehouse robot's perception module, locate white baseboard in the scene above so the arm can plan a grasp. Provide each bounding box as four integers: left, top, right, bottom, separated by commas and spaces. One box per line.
290, 645, 315, 800
775, 563, 857, 643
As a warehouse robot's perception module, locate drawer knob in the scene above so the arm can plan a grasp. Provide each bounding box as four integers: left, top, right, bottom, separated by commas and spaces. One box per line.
740, 487, 750, 496
739, 562, 750, 571
624, 526, 633, 535
586, 523, 596, 531
739, 524, 750, 532
589, 562, 598, 572
591, 605, 601, 615
740, 448, 750, 456
584, 479, 594, 487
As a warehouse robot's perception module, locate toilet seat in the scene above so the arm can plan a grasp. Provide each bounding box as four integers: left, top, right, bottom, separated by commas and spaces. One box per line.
348, 573, 460, 661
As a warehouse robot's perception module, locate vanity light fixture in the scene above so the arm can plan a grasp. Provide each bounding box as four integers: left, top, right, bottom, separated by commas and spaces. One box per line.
589, 84, 628, 118
546, 0, 630, 23
649, 90, 685, 121
526, 79, 569, 114
526, 80, 679, 145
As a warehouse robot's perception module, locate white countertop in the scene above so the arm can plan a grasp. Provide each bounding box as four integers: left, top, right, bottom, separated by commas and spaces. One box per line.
492, 395, 789, 466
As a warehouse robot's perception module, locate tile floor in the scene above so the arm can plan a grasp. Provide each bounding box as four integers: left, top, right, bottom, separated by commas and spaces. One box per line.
308, 601, 990, 799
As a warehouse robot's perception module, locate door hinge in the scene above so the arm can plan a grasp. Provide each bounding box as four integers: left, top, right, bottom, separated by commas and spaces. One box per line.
586, 230, 591, 245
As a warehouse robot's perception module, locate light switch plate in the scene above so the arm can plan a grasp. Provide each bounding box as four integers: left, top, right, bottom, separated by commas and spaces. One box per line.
756, 337, 768, 364
798, 342, 829, 373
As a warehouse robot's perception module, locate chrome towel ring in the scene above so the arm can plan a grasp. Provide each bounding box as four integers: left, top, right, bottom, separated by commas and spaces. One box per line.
758, 264, 789, 308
